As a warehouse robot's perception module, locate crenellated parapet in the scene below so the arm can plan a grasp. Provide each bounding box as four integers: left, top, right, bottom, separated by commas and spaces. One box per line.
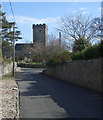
32, 23, 48, 46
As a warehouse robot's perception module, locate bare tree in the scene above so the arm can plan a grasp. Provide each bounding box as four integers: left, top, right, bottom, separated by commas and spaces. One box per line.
23, 33, 68, 63
57, 13, 101, 51
91, 17, 103, 37
48, 32, 70, 50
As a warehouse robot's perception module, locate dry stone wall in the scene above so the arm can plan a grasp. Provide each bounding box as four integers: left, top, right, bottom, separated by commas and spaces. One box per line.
44, 59, 102, 92
0, 62, 20, 77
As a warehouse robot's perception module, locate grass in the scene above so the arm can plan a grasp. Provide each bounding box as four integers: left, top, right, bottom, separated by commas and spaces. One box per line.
22, 62, 45, 65
0, 77, 2, 80
0, 73, 14, 80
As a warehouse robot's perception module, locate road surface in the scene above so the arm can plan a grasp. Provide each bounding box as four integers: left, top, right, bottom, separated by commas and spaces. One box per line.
15, 68, 102, 119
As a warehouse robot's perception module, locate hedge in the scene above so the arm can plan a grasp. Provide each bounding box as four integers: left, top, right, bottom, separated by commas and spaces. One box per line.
72, 42, 103, 60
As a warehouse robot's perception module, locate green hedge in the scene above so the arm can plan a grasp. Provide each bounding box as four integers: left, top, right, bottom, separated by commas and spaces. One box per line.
46, 50, 72, 67
72, 42, 103, 60
44, 42, 103, 67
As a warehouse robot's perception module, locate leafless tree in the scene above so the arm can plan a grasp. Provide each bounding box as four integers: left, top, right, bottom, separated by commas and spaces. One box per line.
57, 13, 101, 45
24, 33, 68, 63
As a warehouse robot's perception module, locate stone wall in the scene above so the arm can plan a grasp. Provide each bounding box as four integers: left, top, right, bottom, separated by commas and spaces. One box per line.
44, 59, 102, 92
33, 24, 48, 46
0, 62, 20, 77
18, 63, 46, 68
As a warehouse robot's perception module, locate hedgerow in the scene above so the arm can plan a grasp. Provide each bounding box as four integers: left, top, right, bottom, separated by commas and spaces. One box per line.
72, 42, 102, 60
46, 42, 103, 67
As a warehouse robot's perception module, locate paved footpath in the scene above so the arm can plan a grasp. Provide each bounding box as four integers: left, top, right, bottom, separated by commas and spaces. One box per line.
16, 68, 102, 119
0, 78, 2, 120
0, 77, 19, 119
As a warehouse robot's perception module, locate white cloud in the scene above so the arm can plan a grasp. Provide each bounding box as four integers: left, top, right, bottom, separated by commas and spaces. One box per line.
98, 7, 101, 11
71, 10, 88, 14
82, 11, 88, 14
80, 7, 88, 10
7, 15, 60, 26
72, 10, 77, 13
98, 7, 103, 11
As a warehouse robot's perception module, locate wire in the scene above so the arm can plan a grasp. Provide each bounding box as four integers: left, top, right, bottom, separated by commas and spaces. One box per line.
1, 0, 31, 43
8, 0, 31, 43
9, 0, 15, 22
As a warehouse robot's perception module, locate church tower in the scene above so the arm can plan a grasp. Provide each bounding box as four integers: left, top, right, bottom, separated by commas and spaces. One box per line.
32, 24, 48, 46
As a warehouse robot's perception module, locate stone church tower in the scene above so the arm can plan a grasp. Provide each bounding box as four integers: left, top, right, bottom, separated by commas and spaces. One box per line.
32, 24, 48, 46
14, 24, 48, 58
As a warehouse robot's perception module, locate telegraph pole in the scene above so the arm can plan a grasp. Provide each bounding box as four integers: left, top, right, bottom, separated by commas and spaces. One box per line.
101, 1, 103, 39
59, 32, 61, 46
13, 22, 15, 76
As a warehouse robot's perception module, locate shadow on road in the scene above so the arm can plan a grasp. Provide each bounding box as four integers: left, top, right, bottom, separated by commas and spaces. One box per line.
16, 68, 102, 118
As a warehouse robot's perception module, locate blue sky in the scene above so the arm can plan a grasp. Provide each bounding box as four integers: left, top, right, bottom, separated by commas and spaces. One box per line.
2, 2, 101, 43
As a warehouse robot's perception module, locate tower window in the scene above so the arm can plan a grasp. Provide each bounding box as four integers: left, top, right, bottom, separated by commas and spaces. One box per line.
39, 30, 42, 32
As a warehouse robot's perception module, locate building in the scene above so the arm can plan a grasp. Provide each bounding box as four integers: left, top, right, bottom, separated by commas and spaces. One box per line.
15, 24, 48, 58
33, 24, 48, 46
15, 43, 34, 58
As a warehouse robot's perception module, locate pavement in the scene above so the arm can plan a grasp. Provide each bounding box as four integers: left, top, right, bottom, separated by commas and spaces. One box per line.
0, 77, 19, 119
15, 68, 102, 119
0, 78, 2, 120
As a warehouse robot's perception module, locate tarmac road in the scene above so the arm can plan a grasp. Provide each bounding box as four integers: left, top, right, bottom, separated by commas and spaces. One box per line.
15, 68, 102, 119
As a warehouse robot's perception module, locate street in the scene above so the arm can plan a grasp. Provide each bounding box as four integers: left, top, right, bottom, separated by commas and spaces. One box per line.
15, 68, 102, 119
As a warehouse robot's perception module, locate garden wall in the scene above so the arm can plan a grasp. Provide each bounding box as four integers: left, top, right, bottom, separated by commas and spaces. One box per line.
44, 59, 102, 92
0, 62, 20, 77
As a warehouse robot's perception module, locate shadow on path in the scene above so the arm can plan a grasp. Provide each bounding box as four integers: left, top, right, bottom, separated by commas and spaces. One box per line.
16, 68, 102, 118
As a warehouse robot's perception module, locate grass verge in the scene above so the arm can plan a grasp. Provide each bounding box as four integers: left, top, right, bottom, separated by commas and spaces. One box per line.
1, 73, 14, 80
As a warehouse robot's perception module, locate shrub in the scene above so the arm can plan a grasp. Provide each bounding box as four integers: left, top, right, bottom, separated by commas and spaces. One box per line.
46, 50, 71, 67
72, 42, 102, 60
73, 37, 91, 52
72, 51, 84, 60
83, 44, 101, 59
99, 41, 103, 57
60, 50, 72, 62
17, 56, 25, 61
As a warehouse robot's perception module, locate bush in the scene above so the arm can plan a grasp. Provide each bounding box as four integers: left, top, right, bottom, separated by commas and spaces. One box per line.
46, 50, 71, 67
83, 45, 101, 59
73, 37, 91, 52
59, 50, 72, 62
16, 56, 25, 61
72, 42, 102, 60
99, 41, 103, 57
72, 51, 84, 60
32, 56, 43, 63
